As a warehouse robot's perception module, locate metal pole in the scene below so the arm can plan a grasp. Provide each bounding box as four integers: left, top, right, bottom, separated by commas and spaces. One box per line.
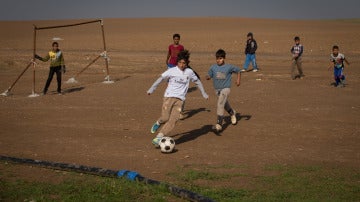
74, 54, 102, 78
0, 61, 33, 96
100, 20, 110, 79
28, 25, 39, 97
35, 19, 101, 30
32, 26, 36, 94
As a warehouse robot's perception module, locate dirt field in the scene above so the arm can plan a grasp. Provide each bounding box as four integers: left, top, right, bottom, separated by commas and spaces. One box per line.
0, 18, 359, 185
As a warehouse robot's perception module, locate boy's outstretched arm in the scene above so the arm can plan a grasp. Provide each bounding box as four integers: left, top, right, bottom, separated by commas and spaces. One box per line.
236, 72, 241, 86
147, 76, 164, 95
194, 80, 209, 100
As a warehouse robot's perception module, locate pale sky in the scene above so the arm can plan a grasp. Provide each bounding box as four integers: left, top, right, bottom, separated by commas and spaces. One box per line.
1, 0, 359, 20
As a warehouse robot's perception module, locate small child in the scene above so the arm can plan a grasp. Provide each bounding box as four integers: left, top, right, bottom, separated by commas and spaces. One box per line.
242, 32, 259, 72
206, 49, 241, 132
328, 45, 350, 87
35, 41, 65, 95
166, 33, 184, 69
148, 50, 208, 146
290, 36, 304, 80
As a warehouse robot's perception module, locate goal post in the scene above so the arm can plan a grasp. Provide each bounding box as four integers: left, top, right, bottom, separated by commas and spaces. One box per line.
1, 19, 112, 97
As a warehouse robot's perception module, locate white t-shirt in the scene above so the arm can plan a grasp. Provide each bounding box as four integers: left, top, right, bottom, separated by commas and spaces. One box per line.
162, 67, 199, 101
330, 53, 345, 69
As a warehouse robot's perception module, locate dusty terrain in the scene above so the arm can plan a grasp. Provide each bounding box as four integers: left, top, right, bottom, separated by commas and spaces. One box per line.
0, 18, 359, 185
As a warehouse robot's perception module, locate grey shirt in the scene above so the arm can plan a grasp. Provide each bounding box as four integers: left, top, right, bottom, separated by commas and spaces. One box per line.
208, 63, 241, 90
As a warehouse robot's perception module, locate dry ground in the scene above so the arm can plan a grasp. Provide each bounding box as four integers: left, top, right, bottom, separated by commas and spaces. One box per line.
0, 18, 359, 186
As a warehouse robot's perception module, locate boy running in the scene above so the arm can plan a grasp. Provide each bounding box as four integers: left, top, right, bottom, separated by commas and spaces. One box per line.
35, 41, 65, 95
290, 36, 304, 80
206, 49, 241, 132
148, 50, 209, 146
328, 45, 350, 87
166, 33, 184, 68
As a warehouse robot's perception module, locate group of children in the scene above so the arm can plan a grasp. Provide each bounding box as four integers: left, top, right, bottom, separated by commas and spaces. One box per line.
290, 36, 351, 87
147, 33, 352, 147
34, 33, 351, 147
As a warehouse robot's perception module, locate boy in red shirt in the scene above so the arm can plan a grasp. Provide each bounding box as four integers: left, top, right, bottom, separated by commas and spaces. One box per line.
166, 33, 184, 68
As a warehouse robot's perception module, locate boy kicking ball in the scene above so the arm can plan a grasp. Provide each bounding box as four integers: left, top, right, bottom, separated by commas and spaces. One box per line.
206, 49, 241, 133
147, 50, 209, 147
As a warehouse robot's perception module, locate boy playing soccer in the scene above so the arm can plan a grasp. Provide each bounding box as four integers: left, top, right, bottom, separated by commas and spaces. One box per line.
290, 36, 304, 80
148, 50, 208, 146
242, 32, 259, 72
328, 45, 350, 87
206, 49, 241, 132
35, 42, 65, 95
166, 33, 184, 68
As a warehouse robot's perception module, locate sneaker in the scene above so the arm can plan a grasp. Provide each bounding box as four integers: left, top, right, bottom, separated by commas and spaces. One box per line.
231, 110, 237, 125
252, 69, 258, 72
241, 69, 246, 72
150, 121, 161, 133
215, 124, 222, 132
152, 137, 162, 147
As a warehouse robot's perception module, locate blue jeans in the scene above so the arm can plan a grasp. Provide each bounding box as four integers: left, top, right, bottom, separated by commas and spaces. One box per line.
167, 64, 176, 69
243, 54, 258, 70
334, 67, 345, 85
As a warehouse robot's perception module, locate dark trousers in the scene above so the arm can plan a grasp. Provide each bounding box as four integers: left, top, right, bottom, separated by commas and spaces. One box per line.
44, 66, 62, 93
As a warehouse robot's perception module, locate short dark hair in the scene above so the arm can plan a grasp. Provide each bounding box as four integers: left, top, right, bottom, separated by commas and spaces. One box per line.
294, 36, 300, 41
173, 33, 180, 39
177, 49, 190, 63
247, 32, 253, 37
52, 41, 59, 46
332, 45, 339, 50
216, 49, 226, 58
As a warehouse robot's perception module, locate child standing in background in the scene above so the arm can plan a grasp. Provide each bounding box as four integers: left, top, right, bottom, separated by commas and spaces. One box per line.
290, 36, 304, 80
206, 49, 241, 133
328, 45, 350, 87
242, 32, 259, 72
166, 33, 184, 68
35, 41, 65, 95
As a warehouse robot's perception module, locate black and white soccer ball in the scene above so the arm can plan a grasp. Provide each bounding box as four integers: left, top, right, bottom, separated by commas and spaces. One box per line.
159, 137, 175, 153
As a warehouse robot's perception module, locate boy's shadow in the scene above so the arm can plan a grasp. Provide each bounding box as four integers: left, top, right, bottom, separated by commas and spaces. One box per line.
63, 86, 85, 94
181, 108, 210, 120
172, 125, 214, 145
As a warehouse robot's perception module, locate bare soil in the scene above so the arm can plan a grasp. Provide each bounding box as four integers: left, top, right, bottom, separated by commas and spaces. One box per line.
0, 18, 359, 185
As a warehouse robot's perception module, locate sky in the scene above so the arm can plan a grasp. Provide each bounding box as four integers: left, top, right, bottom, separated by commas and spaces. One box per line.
1, 0, 360, 21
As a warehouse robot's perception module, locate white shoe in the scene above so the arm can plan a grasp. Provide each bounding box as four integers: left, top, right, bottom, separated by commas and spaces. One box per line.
215, 124, 222, 132
241, 69, 246, 72
252, 69, 258, 72
231, 110, 237, 125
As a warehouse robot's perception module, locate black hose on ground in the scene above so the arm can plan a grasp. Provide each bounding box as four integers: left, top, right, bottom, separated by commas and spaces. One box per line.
0, 155, 215, 202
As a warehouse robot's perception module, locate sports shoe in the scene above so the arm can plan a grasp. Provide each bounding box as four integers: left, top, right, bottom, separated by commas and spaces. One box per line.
150, 121, 160, 133
152, 137, 162, 147
252, 69, 258, 72
215, 124, 222, 132
241, 69, 246, 72
231, 110, 237, 125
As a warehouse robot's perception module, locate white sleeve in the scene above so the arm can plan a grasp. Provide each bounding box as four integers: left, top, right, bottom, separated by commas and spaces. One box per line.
194, 79, 208, 99
147, 76, 164, 94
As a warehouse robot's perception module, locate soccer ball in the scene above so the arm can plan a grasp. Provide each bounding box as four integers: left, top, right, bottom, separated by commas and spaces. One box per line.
159, 137, 175, 153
